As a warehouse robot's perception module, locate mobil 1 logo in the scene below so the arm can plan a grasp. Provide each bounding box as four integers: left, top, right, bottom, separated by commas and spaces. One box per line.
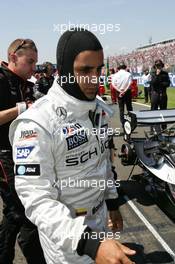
16, 164, 40, 176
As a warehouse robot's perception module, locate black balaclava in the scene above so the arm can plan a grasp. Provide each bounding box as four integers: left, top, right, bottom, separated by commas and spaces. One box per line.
56, 28, 103, 101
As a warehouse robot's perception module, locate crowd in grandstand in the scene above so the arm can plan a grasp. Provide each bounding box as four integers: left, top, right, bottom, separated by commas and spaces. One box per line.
110, 39, 175, 73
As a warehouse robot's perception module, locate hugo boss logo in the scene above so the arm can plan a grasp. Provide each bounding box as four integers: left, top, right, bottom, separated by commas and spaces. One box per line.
66, 131, 88, 150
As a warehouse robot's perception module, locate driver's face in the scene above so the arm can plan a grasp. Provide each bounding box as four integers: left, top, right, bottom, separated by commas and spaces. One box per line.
73, 50, 104, 100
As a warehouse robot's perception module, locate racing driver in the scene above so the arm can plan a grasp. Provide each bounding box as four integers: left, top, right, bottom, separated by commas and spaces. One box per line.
9, 28, 136, 264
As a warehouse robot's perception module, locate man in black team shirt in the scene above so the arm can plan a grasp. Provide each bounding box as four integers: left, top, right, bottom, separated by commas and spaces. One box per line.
0, 39, 46, 264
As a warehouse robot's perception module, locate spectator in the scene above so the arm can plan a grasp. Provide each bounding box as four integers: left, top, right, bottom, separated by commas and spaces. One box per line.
109, 68, 117, 104
109, 40, 175, 73
142, 69, 151, 103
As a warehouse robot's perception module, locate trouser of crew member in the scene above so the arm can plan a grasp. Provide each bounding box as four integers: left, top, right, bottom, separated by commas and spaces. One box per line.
110, 86, 117, 104
0, 150, 46, 264
144, 86, 151, 103
118, 89, 133, 127
151, 91, 168, 131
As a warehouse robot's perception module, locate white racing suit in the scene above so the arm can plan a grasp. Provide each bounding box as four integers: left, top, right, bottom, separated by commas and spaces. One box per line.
9, 78, 118, 264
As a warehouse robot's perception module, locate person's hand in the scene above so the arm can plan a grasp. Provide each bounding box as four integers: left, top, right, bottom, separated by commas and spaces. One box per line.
156, 69, 161, 75
108, 209, 123, 232
26, 100, 33, 108
95, 239, 136, 264
119, 92, 125, 98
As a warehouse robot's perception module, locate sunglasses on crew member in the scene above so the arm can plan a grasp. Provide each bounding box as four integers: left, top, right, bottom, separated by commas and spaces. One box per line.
13, 40, 26, 54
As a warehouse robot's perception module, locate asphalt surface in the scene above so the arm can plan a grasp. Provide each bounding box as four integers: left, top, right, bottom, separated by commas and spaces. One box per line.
0, 100, 175, 264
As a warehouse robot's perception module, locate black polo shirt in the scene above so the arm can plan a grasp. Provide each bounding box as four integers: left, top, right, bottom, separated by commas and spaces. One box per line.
0, 64, 34, 149
36, 75, 54, 95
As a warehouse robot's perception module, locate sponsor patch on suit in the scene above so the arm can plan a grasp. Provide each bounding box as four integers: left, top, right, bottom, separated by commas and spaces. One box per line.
16, 164, 40, 176
66, 131, 88, 150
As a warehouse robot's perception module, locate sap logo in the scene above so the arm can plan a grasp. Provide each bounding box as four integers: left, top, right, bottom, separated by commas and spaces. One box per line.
20, 130, 37, 140
66, 131, 88, 150
16, 146, 34, 159
66, 147, 98, 166
16, 164, 40, 176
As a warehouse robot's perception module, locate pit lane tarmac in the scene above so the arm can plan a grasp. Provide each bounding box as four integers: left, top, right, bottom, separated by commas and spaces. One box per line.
111, 102, 175, 264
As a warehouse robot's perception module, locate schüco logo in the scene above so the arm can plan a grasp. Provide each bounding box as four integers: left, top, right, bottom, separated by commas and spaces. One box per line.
65, 139, 109, 166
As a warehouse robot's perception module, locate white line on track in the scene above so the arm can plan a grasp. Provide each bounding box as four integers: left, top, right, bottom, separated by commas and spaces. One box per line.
124, 195, 175, 261
133, 102, 150, 108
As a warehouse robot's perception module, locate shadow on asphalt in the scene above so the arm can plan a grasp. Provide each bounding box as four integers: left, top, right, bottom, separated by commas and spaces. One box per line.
117, 180, 175, 222
117, 180, 155, 207
123, 243, 174, 263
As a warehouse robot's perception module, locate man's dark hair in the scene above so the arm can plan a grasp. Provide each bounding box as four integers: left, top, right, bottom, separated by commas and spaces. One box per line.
154, 59, 164, 69
117, 63, 127, 70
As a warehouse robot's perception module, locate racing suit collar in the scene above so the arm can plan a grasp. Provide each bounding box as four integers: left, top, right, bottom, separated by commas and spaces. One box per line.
48, 77, 97, 117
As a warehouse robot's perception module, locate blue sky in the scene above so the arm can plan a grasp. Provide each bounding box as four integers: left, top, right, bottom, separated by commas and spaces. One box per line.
1, 0, 175, 63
